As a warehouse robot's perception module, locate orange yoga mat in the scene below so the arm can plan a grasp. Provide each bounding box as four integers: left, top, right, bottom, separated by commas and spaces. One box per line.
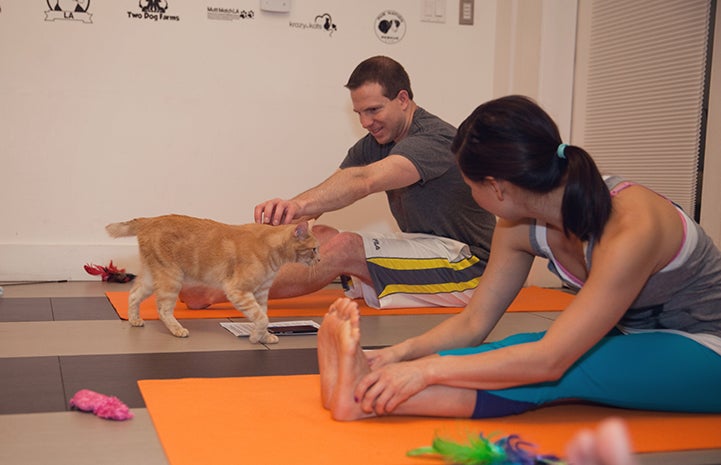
138, 374, 721, 465
107, 286, 573, 320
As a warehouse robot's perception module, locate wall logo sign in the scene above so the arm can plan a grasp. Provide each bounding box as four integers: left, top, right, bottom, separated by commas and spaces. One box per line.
289, 12, 337, 37
375, 10, 405, 44
127, 0, 180, 22
45, 0, 93, 23
207, 6, 254, 21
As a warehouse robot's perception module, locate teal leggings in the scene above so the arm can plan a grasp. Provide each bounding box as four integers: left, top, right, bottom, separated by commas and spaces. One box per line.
440, 330, 721, 418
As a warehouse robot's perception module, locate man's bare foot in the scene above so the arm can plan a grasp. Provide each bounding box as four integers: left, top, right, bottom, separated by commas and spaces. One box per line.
327, 298, 374, 421
179, 285, 228, 309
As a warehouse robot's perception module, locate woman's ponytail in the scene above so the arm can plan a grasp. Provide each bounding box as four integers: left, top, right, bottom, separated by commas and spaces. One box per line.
560, 145, 611, 241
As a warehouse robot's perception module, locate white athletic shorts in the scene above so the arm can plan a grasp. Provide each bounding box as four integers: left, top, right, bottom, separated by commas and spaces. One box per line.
342, 231, 485, 309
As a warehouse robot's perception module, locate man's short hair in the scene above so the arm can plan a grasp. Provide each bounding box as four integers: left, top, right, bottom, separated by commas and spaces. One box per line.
345, 56, 414, 100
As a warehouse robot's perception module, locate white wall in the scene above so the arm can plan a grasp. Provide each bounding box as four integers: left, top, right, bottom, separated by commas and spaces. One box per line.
493, 0, 577, 287
0, 0, 576, 282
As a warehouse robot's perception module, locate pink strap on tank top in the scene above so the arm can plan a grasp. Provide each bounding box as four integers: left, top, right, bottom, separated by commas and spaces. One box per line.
609, 181, 634, 197
608, 180, 689, 271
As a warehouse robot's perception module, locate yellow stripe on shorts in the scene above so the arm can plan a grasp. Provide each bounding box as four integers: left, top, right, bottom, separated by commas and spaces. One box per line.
378, 278, 481, 298
367, 255, 480, 271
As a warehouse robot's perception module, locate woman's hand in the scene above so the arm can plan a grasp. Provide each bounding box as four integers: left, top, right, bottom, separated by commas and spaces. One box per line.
354, 358, 432, 416
364, 345, 403, 371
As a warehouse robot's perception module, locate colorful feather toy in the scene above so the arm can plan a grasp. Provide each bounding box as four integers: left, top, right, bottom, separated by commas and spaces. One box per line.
84, 261, 136, 283
407, 432, 566, 465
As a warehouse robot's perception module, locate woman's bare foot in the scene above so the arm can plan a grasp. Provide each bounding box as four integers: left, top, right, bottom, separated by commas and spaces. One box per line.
324, 298, 375, 421
318, 298, 345, 409
179, 285, 227, 309
566, 418, 637, 465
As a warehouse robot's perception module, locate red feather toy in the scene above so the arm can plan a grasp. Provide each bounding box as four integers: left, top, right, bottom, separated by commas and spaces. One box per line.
84, 260, 136, 283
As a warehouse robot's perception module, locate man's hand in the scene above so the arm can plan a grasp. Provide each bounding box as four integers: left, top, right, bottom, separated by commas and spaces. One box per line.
254, 198, 302, 225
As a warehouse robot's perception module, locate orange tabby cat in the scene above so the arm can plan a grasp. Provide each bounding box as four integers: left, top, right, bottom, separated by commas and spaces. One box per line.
106, 214, 319, 343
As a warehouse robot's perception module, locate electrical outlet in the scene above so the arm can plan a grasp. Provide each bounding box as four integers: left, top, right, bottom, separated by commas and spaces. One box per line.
260, 0, 291, 13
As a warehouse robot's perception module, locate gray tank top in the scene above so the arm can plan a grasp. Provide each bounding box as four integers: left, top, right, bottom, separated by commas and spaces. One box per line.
529, 176, 721, 342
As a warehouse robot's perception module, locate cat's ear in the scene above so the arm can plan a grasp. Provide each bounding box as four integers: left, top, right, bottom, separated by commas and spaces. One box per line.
294, 221, 310, 239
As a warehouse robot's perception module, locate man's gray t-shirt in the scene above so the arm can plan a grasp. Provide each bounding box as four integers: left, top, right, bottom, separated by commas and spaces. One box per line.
340, 107, 495, 262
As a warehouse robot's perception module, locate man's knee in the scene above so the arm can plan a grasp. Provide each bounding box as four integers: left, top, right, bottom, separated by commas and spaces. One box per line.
324, 231, 365, 259
311, 224, 340, 243
320, 231, 369, 278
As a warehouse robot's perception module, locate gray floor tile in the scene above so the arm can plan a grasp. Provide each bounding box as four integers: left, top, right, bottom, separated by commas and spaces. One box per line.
0, 409, 168, 465
0, 356, 66, 414
0, 297, 53, 322
51, 296, 119, 321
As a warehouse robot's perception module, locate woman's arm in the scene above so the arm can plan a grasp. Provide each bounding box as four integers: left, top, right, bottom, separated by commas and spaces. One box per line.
426, 217, 663, 389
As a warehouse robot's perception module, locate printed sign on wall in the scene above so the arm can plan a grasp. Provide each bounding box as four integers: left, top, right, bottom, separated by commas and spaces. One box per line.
45, 0, 93, 23
375, 10, 405, 44
128, 0, 180, 22
289, 12, 338, 37
207, 6, 255, 21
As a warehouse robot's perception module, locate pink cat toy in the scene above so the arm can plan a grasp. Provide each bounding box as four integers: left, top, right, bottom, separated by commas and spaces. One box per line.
69, 389, 134, 421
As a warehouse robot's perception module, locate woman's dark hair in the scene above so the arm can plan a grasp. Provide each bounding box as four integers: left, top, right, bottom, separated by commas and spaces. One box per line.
345, 56, 414, 101
453, 95, 611, 241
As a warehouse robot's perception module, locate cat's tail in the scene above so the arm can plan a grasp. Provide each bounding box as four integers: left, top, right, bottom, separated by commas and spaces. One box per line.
106, 220, 141, 238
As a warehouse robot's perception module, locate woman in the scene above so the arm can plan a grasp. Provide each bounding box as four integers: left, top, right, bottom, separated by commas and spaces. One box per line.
318, 95, 721, 421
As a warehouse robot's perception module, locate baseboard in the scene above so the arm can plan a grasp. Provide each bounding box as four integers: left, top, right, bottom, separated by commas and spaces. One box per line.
0, 243, 141, 281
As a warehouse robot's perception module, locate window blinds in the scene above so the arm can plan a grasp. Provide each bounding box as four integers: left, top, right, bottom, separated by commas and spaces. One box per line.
577, 0, 712, 217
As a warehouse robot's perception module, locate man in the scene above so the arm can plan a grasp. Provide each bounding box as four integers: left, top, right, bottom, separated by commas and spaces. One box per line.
182, 56, 495, 309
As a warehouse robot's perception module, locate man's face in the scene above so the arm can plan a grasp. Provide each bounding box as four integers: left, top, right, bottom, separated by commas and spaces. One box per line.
350, 82, 407, 145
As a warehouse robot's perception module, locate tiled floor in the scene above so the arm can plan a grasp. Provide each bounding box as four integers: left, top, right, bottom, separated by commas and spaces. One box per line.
0, 281, 719, 465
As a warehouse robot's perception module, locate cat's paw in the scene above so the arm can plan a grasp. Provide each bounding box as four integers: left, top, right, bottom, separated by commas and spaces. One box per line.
250, 331, 279, 344
170, 327, 190, 337
129, 318, 145, 327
